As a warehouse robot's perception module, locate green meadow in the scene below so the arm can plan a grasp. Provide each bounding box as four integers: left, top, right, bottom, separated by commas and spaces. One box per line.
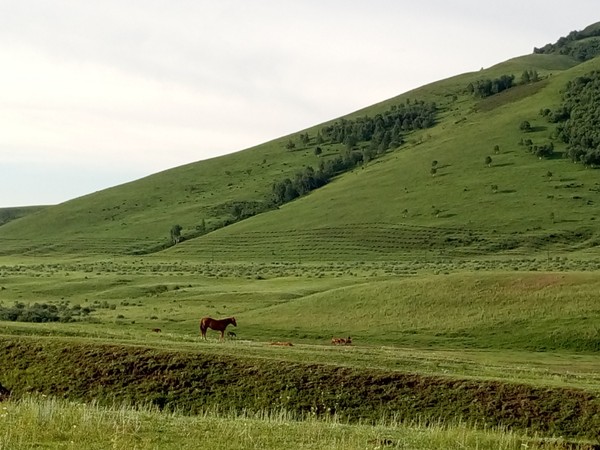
2, 25, 600, 448
1, 396, 587, 450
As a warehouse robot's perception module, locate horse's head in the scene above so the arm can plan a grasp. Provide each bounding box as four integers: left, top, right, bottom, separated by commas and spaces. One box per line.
231, 317, 237, 327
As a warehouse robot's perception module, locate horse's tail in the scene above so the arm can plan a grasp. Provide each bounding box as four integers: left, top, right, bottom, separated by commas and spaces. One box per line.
200, 317, 208, 334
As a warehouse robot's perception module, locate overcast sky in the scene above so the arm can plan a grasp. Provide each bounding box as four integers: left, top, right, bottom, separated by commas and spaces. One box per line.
1, 1, 598, 207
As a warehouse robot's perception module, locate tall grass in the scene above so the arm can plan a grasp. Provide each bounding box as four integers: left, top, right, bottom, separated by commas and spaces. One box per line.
0, 396, 582, 450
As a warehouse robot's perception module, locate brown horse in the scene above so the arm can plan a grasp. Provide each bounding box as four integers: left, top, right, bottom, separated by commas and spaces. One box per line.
200, 316, 237, 340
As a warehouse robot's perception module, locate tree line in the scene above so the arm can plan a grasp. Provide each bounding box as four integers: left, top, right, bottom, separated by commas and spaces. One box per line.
544, 71, 600, 166
272, 100, 437, 206
534, 26, 600, 61
467, 74, 515, 98
271, 152, 364, 205
320, 99, 437, 153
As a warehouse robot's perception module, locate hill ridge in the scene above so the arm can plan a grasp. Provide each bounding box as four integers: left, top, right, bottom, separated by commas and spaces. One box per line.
2, 23, 600, 260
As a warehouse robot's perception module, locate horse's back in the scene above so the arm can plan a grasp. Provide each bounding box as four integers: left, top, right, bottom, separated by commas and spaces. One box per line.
200, 316, 212, 326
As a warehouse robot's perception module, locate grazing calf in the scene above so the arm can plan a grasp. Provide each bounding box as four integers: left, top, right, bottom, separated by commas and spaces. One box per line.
331, 336, 352, 345
227, 331, 237, 338
151, 328, 162, 333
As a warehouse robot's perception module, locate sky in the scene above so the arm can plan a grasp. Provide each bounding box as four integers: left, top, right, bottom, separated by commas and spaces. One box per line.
1, 1, 598, 207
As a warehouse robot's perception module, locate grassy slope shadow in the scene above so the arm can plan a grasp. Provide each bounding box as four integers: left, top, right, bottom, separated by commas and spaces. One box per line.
0, 337, 599, 441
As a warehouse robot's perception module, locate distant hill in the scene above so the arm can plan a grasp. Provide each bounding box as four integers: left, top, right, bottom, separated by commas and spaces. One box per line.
1, 23, 600, 261
534, 21, 600, 61
0, 206, 47, 227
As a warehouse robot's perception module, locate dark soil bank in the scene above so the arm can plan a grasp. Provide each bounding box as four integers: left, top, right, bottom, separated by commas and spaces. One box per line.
0, 337, 598, 440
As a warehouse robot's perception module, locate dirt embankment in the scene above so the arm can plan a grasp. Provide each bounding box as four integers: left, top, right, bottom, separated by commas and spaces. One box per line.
0, 337, 598, 441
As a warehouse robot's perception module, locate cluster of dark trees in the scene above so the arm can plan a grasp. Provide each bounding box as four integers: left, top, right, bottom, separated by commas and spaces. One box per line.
534, 26, 600, 61
0, 301, 94, 323
545, 71, 600, 166
467, 74, 515, 98
215, 200, 271, 221
271, 100, 438, 206
320, 100, 437, 153
271, 151, 366, 205
468, 70, 542, 99
519, 138, 555, 159
520, 69, 540, 84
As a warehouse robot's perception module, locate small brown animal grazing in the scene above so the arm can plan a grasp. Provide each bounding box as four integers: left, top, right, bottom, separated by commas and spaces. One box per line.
151, 328, 162, 333
331, 336, 352, 345
270, 341, 293, 346
200, 316, 237, 340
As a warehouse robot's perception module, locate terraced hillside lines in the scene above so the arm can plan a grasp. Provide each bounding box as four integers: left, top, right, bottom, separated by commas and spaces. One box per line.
170, 223, 468, 261
0, 237, 158, 256
168, 220, 596, 261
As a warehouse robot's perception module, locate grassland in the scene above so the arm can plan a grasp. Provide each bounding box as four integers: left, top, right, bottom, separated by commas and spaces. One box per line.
3, 396, 590, 450
2, 258, 600, 353
1, 259, 600, 445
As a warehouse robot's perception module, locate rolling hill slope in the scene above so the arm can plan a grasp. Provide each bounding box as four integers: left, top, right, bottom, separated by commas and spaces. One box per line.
1, 24, 600, 261
168, 54, 600, 261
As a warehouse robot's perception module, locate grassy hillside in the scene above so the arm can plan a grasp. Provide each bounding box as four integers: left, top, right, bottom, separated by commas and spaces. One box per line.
0, 206, 46, 227
0, 31, 599, 261
169, 56, 600, 261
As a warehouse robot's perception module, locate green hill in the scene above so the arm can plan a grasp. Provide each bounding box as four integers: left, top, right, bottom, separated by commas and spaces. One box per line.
0, 206, 47, 227
1, 24, 600, 261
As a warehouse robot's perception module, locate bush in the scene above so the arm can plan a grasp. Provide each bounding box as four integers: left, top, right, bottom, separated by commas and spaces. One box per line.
0, 301, 95, 323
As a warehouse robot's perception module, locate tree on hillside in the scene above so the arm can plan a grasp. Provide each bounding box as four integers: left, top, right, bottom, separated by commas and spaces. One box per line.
299, 133, 310, 146
196, 219, 206, 234
231, 203, 243, 220
170, 224, 183, 244
285, 139, 296, 151
533, 142, 554, 159
485, 156, 493, 167
520, 120, 532, 132
344, 134, 358, 151
470, 74, 515, 98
